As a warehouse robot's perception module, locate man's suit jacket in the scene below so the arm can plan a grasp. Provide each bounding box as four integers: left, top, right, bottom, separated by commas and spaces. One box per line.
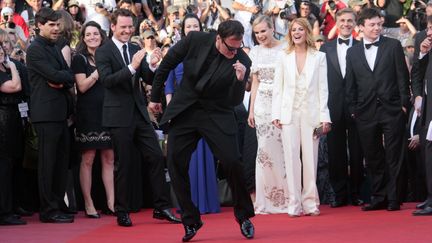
95, 39, 154, 127
150, 31, 251, 135
271, 50, 331, 126
320, 38, 359, 122
345, 36, 410, 121
26, 36, 74, 122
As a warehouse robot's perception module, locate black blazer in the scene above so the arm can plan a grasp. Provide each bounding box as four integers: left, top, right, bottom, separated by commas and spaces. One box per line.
26, 36, 74, 122
151, 31, 251, 135
320, 38, 359, 122
95, 39, 154, 127
345, 36, 410, 120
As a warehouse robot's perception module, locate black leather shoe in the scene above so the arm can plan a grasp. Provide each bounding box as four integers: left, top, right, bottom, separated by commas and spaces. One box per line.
238, 218, 254, 239
0, 215, 27, 226
413, 206, 432, 216
117, 212, 132, 227
40, 213, 74, 223
387, 202, 400, 211
153, 208, 181, 223
14, 207, 34, 217
416, 201, 428, 209
330, 200, 347, 208
351, 198, 365, 206
182, 221, 203, 242
361, 201, 387, 211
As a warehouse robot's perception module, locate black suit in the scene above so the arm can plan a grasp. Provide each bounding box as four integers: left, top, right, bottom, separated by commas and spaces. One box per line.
411, 31, 432, 206
26, 36, 74, 217
320, 38, 364, 204
151, 32, 255, 226
346, 36, 410, 205
95, 39, 171, 213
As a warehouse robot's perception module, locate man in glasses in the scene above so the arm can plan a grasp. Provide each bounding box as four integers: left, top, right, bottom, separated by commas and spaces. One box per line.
149, 20, 255, 242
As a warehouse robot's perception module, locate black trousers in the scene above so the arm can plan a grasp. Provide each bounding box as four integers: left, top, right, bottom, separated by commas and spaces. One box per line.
167, 107, 255, 226
109, 108, 171, 213
423, 141, 432, 205
327, 114, 364, 202
33, 121, 70, 216
355, 106, 406, 203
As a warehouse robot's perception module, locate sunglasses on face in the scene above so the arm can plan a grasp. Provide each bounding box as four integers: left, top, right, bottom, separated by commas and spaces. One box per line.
146, 36, 155, 40
222, 38, 244, 52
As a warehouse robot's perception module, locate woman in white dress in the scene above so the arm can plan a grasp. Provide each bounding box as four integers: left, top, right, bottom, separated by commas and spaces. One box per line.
248, 15, 289, 214
272, 18, 331, 217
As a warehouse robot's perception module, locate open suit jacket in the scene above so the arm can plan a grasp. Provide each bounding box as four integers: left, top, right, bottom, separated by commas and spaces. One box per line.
27, 36, 74, 122
150, 31, 251, 135
95, 39, 154, 127
346, 36, 410, 120
271, 49, 331, 126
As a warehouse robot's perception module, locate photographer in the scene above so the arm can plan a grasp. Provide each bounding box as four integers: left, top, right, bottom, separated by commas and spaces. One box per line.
407, 0, 429, 31
376, 0, 404, 28
158, 5, 181, 46
142, 0, 169, 30
201, 0, 230, 31
263, 0, 297, 39
232, 0, 261, 47
0, 7, 27, 46
320, 0, 347, 38
297, 0, 319, 36
1, 0, 29, 38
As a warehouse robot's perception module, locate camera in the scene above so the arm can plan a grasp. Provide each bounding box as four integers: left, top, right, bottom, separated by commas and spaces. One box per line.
3, 14, 9, 22
15, 49, 23, 56
152, 0, 163, 18
328, 0, 337, 11
279, 3, 295, 20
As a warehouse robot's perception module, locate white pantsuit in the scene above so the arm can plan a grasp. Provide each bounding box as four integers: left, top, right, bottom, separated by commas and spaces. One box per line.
272, 49, 331, 216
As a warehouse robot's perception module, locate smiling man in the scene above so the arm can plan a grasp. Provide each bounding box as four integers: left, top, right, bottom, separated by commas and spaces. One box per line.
26, 7, 75, 223
149, 20, 255, 242
345, 8, 410, 212
320, 8, 365, 208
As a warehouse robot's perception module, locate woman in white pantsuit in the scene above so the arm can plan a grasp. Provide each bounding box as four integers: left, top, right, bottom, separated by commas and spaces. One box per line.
271, 18, 331, 217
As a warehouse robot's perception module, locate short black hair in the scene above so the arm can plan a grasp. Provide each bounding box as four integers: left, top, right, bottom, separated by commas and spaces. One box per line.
217, 20, 244, 40
357, 8, 382, 26
181, 13, 203, 37
110, 8, 133, 25
35, 7, 61, 26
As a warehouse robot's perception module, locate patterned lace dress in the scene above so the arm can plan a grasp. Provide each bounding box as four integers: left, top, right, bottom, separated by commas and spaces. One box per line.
249, 42, 289, 214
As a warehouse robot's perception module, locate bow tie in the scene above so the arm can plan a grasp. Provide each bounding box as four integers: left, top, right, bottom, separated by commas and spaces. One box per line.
338, 38, 350, 46
365, 41, 380, 49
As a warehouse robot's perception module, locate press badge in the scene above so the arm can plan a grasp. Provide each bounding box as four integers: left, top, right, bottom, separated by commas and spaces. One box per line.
18, 102, 29, 118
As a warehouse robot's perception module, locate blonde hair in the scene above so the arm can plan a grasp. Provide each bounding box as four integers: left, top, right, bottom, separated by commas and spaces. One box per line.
285, 18, 316, 53
252, 15, 274, 30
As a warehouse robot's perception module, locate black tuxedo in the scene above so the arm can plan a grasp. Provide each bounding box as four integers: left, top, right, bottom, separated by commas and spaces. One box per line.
320, 38, 364, 203
26, 36, 74, 217
95, 39, 171, 213
411, 32, 432, 206
151, 32, 255, 226
346, 36, 410, 205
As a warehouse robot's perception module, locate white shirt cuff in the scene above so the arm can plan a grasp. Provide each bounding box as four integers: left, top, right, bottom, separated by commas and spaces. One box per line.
128, 64, 136, 75
419, 52, 427, 60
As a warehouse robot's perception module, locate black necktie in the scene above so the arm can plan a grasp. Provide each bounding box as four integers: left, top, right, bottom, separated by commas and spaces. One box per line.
338, 38, 349, 46
365, 41, 379, 49
122, 44, 129, 65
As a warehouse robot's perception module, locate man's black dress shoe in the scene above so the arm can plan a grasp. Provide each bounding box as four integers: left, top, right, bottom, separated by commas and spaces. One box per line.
0, 214, 27, 225
361, 201, 387, 211
351, 198, 364, 206
237, 218, 254, 239
387, 202, 400, 211
14, 207, 34, 217
40, 213, 74, 223
117, 212, 132, 227
153, 208, 181, 223
182, 221, 203, 242
330, 200, 347, 208
416, 201, 428, 209
413, 206, 432, 216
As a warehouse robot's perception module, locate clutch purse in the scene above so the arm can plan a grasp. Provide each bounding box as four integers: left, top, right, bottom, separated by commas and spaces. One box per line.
313, 124, 331, 139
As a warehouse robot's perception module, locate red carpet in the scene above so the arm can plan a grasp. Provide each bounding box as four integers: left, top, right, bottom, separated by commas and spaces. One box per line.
1, 203, 431, 243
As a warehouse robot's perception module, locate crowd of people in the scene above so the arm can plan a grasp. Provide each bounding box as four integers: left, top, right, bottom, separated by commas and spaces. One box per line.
1, 0, 432, 241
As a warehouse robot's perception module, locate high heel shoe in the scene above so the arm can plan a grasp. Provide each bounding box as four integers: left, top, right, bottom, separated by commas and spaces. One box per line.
101, 208, 116, 216
85, 208, 100, 219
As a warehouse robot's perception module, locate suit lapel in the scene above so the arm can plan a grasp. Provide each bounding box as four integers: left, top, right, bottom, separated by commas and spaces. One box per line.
328, 40, 342, 78
109, 40, 127, 68
373, 37, 385, 71
358, 40, 373, 73
304, 51, 315, 88
288, 52, 296, 88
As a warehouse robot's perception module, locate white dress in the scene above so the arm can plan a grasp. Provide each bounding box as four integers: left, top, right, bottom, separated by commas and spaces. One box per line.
249, 42, 289, 214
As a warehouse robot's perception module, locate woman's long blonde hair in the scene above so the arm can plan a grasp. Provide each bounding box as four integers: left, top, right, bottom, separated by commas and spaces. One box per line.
285, 18, 316, 53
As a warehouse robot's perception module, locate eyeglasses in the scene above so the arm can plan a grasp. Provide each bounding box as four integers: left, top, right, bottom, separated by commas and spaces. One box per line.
146, 36, 155, 40
222, 38, 244, 52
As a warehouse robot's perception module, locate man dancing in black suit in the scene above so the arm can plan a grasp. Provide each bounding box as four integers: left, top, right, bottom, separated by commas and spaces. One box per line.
346, 8, 410, 211
26, 7, 75, 223
320, 8, 364, 208
95, 9, 180, 227
149, 20, 255, 242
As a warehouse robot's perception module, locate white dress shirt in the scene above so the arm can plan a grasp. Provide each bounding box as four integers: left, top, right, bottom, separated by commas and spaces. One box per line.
336, 36, 352, 78
111, 37, 136, 75
363, 37, 380, 71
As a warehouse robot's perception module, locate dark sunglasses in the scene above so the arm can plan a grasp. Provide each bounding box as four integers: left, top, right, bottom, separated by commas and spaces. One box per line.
146, 36, 155, 40
222, 38, 244, 52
